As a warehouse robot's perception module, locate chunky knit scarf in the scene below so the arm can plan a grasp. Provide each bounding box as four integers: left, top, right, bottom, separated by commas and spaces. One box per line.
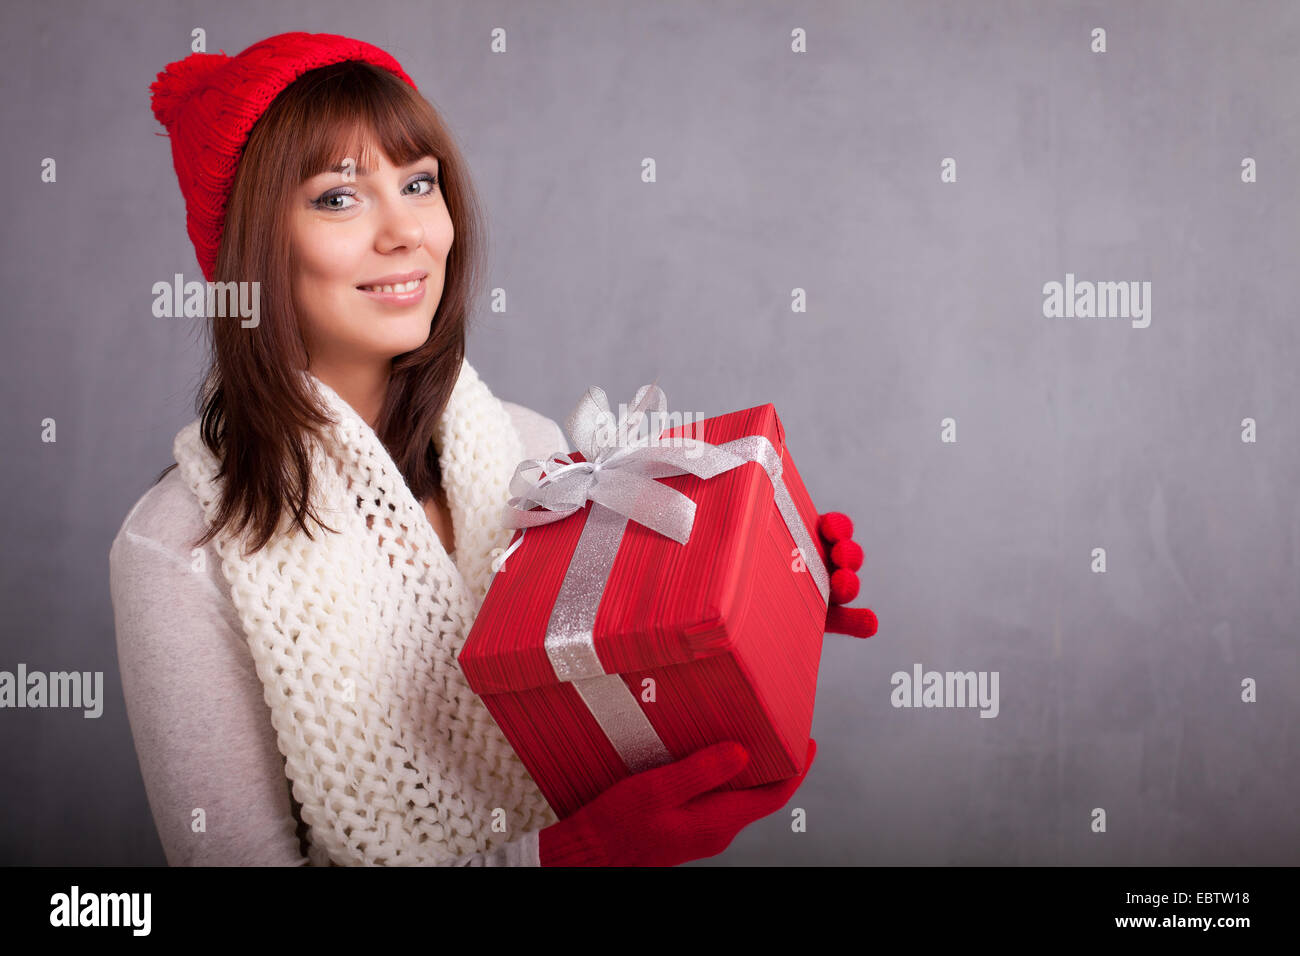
171, 358, 558, 865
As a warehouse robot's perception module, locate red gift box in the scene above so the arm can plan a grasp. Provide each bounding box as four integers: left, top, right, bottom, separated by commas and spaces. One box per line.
457, 395, 831, 819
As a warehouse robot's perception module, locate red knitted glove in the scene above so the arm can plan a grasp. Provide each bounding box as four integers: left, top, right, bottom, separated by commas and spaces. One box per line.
538, 738, 817, 866
818, 511, 878, 638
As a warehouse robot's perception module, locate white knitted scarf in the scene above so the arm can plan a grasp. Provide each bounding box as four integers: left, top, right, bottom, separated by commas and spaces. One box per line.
171, 357, 558, 865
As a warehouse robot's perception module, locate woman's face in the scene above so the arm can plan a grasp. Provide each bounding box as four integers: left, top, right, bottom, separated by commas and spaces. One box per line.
290, 144, 451, 372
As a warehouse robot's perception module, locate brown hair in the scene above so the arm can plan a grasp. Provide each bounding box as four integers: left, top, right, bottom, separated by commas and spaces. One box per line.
154, 60, 489, 556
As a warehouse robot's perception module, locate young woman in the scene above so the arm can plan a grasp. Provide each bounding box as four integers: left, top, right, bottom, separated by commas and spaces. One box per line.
111, 31, 868, 867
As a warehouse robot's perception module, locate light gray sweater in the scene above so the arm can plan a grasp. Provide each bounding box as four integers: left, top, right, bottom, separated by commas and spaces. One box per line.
109, 400, 566, 866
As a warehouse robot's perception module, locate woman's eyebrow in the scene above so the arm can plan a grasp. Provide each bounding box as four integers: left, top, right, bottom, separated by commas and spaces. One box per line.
320, 157, 438, 176
324, 162, 373, 176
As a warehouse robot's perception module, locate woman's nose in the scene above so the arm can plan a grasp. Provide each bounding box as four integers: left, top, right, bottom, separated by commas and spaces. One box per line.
373, 196, 425, 251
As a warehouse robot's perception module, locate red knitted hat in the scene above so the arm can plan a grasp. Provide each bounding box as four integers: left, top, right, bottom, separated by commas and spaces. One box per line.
150, 31, 418, 282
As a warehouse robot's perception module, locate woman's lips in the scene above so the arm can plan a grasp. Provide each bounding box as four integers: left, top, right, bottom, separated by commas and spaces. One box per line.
356, 276, 427, 306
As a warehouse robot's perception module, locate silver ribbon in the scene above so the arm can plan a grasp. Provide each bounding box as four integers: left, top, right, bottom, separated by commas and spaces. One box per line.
498, 383, 829, 773
500, 383, 754, 545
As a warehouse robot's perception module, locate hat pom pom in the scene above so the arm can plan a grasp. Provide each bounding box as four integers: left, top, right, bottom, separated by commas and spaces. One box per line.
150, 52, 228, 130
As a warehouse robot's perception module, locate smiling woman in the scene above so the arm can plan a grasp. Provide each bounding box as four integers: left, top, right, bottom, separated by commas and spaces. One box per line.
114, 31, 802, 872
291, 144, 452, 429
199, 55, 489, 538
113, 35, 565, 867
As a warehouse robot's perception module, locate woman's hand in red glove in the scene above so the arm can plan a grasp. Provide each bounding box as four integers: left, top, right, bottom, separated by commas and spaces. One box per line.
818, 511, 877, 638
538, 738, 817, 867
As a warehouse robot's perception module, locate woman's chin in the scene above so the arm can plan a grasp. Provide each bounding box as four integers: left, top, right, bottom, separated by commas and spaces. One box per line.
361, 313, 436, 349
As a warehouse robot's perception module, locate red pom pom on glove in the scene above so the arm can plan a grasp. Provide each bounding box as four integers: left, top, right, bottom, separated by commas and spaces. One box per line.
817, 511, 878, 639
539, 738, 817, 866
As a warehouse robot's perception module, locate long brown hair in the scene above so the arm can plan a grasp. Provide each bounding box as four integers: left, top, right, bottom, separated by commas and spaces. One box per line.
154, 60, 489, 556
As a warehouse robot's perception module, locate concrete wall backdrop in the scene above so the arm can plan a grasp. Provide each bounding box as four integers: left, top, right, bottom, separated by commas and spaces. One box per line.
0, 0, 1296, 865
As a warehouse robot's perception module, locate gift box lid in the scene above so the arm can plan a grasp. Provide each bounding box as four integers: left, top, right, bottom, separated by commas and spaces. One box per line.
458, 402, 829, 695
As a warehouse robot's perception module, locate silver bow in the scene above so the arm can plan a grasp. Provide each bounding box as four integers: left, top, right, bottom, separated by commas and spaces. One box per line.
501, 383, 750, 544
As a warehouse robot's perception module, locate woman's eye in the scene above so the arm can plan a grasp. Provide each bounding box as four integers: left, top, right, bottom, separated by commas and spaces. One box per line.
313, 189, 357, 211
311, 173, 438, 211
405, 173, 439, 196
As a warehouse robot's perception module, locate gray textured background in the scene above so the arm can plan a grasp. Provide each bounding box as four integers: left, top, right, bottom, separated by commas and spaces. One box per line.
1, 0, 1296, 865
